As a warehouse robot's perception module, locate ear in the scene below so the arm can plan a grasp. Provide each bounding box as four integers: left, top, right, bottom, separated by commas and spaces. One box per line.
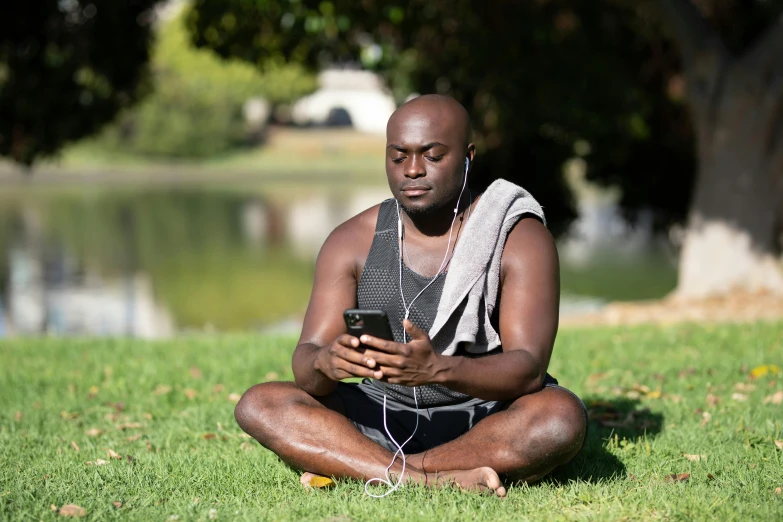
466, 143, 476, 172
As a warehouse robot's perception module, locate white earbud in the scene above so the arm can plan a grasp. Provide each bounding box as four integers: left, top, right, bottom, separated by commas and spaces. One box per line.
464, 157, 470, 174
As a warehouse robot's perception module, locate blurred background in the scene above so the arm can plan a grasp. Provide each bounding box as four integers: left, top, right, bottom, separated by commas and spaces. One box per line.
1, 0, 781, 338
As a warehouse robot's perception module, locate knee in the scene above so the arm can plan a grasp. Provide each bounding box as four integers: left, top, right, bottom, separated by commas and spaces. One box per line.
234, 382, 291, 435
509, 392, 586, 464
530, 393, 587, 461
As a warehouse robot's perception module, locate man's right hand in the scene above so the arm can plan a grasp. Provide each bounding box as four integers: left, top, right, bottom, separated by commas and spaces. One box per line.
313, 334, 384, 381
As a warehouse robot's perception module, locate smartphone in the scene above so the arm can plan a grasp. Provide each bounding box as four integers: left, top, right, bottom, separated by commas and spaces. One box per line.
343, 309, 394, 342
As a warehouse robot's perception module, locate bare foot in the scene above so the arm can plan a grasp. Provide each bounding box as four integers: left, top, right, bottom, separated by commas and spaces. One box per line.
435, 467, 506, 497
300, 472, 335, 489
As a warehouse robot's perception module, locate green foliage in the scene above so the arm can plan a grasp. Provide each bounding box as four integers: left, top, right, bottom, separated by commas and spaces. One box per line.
103, 14, 316, 158
187, 0, 782, 235
0, 0, 162, 165
2, 323, 783, 520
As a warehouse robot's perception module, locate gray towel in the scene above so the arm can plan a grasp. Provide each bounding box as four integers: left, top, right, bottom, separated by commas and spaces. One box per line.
428, 178, 545, 355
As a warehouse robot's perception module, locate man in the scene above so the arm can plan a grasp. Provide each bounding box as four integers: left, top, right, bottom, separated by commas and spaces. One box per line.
235, 95, 587, 497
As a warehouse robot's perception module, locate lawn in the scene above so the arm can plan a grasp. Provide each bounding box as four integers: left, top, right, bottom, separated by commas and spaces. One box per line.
1, 322, 782, 521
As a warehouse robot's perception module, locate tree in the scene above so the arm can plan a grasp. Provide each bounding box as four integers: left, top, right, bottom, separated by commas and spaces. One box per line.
648, 0, 783, 296
189, 0, 783, 296
188, 0, 697, 238
0, 0, 165, 165
100, 12, 317, 158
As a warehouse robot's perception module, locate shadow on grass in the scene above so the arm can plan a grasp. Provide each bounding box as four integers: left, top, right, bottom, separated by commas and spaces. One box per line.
533, 397, 664, 485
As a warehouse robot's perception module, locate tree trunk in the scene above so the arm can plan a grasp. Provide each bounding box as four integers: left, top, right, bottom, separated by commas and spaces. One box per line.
676, 65, 783, 297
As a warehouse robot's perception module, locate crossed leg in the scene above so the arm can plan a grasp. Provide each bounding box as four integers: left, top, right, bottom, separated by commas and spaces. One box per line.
234, 382, 586, 497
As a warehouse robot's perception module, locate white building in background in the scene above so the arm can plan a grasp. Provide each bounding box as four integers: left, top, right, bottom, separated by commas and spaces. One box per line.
291, 69, 397, 134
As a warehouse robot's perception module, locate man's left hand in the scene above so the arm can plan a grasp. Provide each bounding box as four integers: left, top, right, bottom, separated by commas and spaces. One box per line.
359, 319, 445, 386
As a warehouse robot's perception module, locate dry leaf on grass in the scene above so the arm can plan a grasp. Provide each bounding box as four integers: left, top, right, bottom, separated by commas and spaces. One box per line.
763, 391, 783, 405
306, 475, 335, 489
731, 393, 748, 401
665, 394, 682, 403
227, 393, 241, 403
146, 441, 153, 452
706, 394, 721, 407
61, 411, 79, 420
264, 372, 279, 381
189, 367, 203, 379
57, 504, 86, 517
776, 487, 782, 495
750, 364, 781, 379
239, 441, 254, 452
202, 433, 216, 440
699, 411, 712, 427
734, 382, 756, 392
665, 473, 690, 483
88, 386, 100, 399
183, 389, 198, 400
51, 504, 58, 511
117, 423, 142, 430
112, 501, 122, 509
153, 385, 172, 395
707, 473, 715, 480
212, 384, 224, 394
682, 454, 707, 462
126, 433, 142, 442
14, 411, 23, 422
85, 428, 103, 437
86, 458, 109, 466
70, 441, 79, 452
107, 449, 122, 459
774, 440, 783, 450
678, 367, 696, 378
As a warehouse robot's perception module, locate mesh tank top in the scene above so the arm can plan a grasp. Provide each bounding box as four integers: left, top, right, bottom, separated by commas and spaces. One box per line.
357, 199, 497, 407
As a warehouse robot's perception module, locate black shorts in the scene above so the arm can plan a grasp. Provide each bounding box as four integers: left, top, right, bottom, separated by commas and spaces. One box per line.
332, 376, 587, 454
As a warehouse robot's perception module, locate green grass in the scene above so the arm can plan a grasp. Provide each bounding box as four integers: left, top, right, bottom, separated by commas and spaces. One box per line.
1, 322, 782, 521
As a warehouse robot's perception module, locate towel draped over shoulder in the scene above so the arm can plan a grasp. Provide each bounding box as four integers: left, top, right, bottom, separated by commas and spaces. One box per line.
428, 178, 546, 355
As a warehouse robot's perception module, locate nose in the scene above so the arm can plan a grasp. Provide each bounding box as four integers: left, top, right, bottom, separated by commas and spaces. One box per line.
405, 154, 426, 179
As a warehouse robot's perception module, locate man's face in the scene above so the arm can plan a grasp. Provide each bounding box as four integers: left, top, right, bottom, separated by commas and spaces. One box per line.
385, 106, 468, 215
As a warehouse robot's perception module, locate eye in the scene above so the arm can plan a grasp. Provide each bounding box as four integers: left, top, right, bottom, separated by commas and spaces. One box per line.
425, 155, 444, 162
391, 157, 406, 164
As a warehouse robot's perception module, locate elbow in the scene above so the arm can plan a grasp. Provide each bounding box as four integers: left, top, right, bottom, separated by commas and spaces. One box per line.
514, 350, 547, 396
520, 372, 546, 396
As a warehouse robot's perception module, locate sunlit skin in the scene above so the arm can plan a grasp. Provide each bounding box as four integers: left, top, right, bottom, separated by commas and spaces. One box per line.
234, 95, 587, 496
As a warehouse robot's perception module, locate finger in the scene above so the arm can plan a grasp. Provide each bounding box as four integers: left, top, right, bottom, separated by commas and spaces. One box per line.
359, 335, 402, 354
335, 360, 380, 379
361, 350, 404, 368
336, 334, 360, 349
333, 344, 378, 368
403, 319, 430, 341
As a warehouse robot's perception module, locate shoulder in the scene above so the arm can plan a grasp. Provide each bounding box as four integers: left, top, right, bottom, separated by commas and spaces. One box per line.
315, 201, 385, 271
500, 215, 558, 279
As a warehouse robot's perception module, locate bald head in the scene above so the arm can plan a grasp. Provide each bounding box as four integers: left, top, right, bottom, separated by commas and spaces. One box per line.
387, 95, 472, 148
384, 95, 475, 216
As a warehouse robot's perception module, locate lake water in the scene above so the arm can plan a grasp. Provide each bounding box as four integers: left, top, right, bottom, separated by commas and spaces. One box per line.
0, 185, 677, 337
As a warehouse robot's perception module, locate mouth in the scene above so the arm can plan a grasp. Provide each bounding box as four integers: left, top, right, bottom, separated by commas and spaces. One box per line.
400, 186, 431, 197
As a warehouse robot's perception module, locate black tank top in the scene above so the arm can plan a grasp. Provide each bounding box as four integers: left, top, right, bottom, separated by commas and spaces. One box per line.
357, 199, 484, 406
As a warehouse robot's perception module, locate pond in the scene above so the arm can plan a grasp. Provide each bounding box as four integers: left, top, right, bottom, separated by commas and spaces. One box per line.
0, 184, 677, 337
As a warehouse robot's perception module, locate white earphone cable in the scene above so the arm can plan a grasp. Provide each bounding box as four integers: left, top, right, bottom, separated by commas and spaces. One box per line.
364, 158, 469, 497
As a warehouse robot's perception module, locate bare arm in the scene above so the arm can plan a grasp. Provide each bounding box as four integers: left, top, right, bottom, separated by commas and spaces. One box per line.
359, 216, 559, 401
291, 208, 381, 396
441, 216, 559, 399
